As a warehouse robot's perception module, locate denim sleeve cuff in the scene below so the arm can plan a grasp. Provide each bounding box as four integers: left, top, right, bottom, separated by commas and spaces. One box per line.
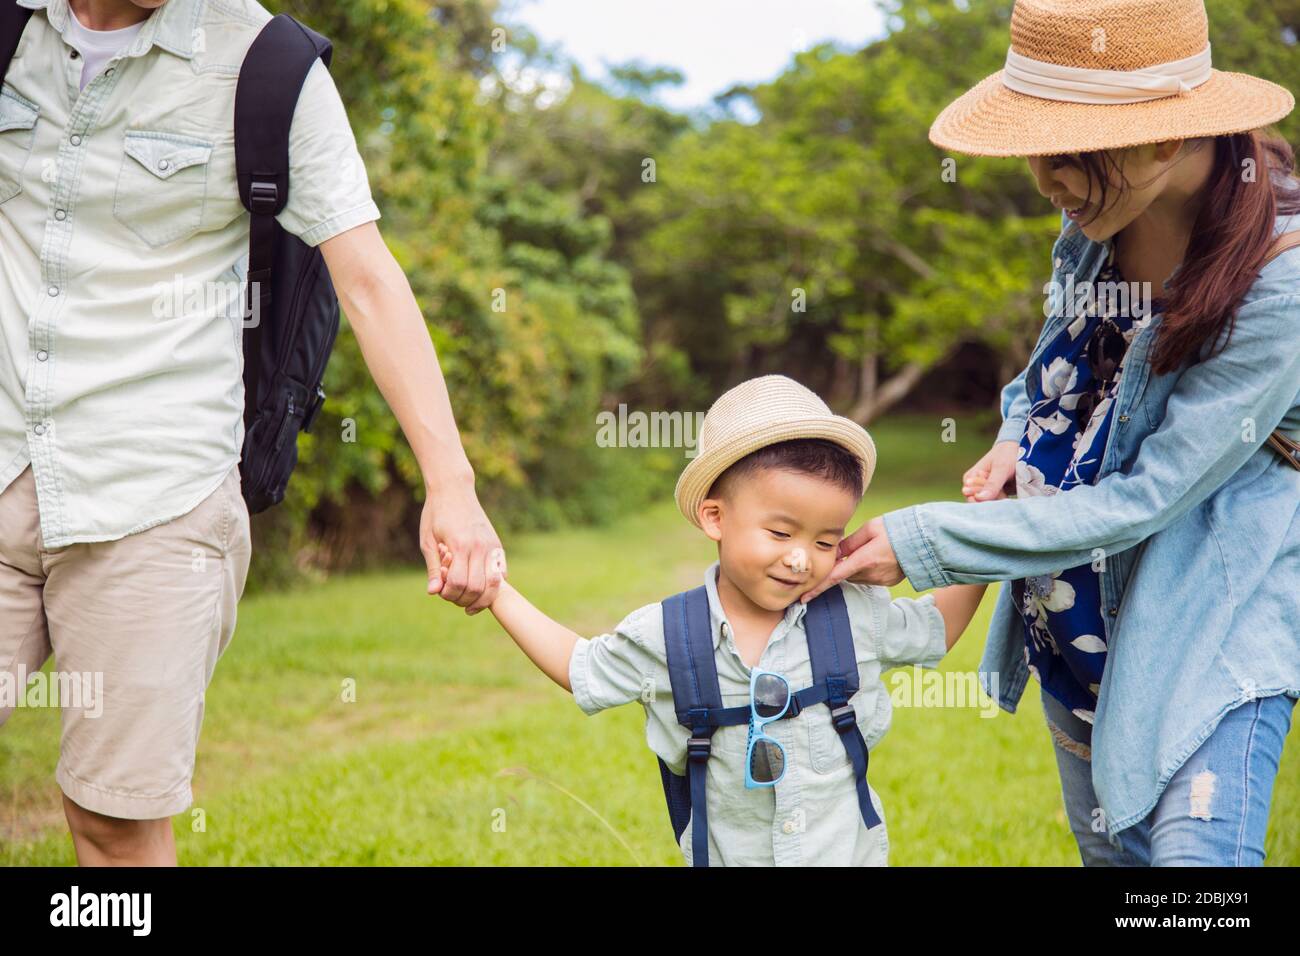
882, 505, 949, 592
568, 638, 601, 716
996, 416, 1028, 445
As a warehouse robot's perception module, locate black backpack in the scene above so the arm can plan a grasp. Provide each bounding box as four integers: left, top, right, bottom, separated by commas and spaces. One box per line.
659, 583, 882, 867
0, 5, 339, 514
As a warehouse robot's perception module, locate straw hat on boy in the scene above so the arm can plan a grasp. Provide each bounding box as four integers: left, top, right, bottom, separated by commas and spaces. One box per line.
929, 0, 1294, 157
675, 375, 877, 528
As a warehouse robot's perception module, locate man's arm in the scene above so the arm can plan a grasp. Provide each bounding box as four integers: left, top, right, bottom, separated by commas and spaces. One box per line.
320, 221, 503, 613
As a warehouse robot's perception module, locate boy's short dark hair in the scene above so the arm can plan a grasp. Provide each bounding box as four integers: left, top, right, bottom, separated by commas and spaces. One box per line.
707, 438, 865, 503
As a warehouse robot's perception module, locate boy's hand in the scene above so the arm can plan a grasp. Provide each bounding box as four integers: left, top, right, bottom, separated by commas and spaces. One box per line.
433, 542, 507, 615
962, 440, 1019, 501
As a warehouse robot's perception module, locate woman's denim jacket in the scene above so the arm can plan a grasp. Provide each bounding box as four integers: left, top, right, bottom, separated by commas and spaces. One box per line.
882, 209, 1300, 837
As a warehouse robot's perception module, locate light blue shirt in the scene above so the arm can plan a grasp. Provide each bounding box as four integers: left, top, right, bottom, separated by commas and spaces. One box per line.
882, 208, 1300, 836
568, 560, 948, 865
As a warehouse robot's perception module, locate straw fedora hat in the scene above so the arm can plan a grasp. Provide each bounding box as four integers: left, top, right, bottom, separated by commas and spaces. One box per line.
929, 0, 1295, 157
674, 375, 877, 529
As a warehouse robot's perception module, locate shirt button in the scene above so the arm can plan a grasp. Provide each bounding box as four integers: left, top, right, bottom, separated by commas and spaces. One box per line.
70, 134, 82, 146
782, 821, 795, 834
1108, 606, 1118, 616
1118, 414, 1129, 423
105, 67, 114, 76
54, 209, 66, 221
36, 350, 47, 361
157, 159, 170, 171
69, 49, 80, 60
33, 423, 45, 436
1054, 257, 1063, 269
47, 285, 59, 297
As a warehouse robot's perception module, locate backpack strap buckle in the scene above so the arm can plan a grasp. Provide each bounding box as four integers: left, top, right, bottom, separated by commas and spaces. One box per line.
687, 736, 712, 763
830, 702, 857, 733
250, 180, 279, 215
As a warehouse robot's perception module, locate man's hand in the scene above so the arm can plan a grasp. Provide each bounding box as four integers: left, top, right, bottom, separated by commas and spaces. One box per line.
799, 516, 904, 603
962, 440, 1020, 501
422, 490, 506, 614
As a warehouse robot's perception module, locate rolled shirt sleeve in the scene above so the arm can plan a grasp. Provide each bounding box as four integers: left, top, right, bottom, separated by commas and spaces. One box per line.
568, 603, 662, 716
842, 583, 947, 671
879, 593, 948, 670
883, 291, 1300, 592
276, 59, 381, 247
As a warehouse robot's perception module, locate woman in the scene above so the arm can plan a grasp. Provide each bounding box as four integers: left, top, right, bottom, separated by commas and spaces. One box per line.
806, 0, 1300, 865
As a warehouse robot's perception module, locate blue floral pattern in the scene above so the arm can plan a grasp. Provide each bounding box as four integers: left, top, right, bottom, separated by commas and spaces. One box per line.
1013, 248, 1161, 724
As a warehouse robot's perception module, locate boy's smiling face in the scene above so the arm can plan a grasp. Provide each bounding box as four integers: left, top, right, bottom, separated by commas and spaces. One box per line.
697, 467, 859, 613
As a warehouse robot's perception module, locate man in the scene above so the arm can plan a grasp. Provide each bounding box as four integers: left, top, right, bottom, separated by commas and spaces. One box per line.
0, 0, 503, 865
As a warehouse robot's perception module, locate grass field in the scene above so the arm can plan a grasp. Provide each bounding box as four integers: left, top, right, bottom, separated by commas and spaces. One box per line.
2, 414, 1296, 865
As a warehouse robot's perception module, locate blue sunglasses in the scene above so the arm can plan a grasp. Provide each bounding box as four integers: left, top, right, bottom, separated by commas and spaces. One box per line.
744, 668, 791, 789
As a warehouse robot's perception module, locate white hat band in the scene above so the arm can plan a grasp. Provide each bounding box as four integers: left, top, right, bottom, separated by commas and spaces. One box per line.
1002, 43, 1213, 105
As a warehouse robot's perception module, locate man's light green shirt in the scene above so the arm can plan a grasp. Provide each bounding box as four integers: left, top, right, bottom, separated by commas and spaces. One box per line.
0, 0, 379, 546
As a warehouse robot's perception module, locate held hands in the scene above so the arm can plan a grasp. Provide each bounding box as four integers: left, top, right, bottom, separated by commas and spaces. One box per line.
798, 516, 903, 603
421, 487, 506, 615
962, 440, 1020, 501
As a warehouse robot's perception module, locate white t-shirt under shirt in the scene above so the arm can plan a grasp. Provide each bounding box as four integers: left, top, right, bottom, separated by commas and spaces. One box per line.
64, 6, 146, 90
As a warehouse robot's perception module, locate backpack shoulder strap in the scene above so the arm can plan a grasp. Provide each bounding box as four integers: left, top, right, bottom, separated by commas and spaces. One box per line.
661, 585, 726, 727
803, 585, 883, 828
0, 2, 34, 82
661, 585, 723, 867
234, 14, 332, 218
804, 584, 858, 695
234, 14, 332, 427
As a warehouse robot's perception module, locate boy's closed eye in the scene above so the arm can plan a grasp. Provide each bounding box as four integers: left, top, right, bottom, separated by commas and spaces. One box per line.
766, 528, 838, 550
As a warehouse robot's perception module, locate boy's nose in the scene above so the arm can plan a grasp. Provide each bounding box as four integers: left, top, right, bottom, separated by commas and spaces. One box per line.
784, 548, 810, 574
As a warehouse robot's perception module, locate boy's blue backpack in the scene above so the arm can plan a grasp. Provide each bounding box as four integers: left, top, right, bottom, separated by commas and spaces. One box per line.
659, 583, 882, 867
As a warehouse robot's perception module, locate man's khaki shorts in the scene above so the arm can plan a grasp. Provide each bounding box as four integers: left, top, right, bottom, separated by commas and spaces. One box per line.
0, 462, 251, 820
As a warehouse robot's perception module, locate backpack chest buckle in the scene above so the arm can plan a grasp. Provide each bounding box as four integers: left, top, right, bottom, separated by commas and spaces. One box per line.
830, 702, 857, 733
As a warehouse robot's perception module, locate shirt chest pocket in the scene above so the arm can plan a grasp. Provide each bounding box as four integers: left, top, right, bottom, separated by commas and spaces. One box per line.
807, 686, 878, 774
113, 130, 214, 248
807, 709, 852, 773
0, 86, 39, 205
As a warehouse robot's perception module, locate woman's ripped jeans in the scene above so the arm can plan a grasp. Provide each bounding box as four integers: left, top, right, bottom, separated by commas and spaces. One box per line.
1040, 684, 1296, 866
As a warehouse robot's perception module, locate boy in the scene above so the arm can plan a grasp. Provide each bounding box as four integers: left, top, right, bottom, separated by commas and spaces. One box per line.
485, 375, 987, 865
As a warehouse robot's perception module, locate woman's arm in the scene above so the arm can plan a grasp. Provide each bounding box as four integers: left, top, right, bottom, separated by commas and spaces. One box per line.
882, 292, 1300, 590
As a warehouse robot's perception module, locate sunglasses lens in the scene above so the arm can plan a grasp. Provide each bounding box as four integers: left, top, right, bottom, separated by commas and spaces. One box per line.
750, 738, 785, 783
752, 673, 789, 718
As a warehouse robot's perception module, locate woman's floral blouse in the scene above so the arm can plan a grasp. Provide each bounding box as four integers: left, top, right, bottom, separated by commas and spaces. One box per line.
1013, 247, 1162, 723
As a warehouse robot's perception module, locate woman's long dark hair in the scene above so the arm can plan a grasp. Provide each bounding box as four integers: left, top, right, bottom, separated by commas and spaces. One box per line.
1064, 131, 1300, 375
